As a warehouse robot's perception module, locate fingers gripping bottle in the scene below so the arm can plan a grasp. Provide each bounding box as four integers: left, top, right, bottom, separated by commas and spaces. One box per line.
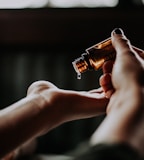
72, 38, 116, 79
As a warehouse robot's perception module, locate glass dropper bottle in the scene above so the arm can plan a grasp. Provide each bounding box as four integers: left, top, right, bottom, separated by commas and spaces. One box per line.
72, 37, 116, 79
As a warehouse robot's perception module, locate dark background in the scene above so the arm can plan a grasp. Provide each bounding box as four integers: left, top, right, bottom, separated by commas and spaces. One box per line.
0, 0, 144, 155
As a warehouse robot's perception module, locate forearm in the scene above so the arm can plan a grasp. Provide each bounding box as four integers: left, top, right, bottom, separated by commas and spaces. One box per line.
0, 81, 108, 158
0, 95, 61, 158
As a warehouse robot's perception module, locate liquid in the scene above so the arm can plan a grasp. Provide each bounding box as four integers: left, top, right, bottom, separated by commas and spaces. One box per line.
72, 37, 116, 79
86, 38, 115, 70
77, 73, 81, 79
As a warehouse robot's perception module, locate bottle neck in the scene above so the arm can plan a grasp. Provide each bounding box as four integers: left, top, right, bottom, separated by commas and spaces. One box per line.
72, 54, 88, 72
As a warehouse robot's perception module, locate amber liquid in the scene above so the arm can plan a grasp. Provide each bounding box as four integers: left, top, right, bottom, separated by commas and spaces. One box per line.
86, 38, 115, 70
72, 38, 116, 79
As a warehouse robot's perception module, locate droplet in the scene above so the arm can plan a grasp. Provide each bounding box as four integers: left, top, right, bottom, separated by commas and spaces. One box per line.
77, 73, 81, 79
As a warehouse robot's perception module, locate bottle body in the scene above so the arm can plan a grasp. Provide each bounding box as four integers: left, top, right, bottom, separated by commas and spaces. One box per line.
72, 38, 115, 79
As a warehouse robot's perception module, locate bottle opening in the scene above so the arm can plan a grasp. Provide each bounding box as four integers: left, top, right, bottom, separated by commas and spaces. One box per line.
72, 61, 82, 79
72, 55, 89, 79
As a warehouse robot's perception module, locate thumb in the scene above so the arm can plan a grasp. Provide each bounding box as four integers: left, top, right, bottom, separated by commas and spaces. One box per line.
112, 28, 134, 58
111, 28, 143, 88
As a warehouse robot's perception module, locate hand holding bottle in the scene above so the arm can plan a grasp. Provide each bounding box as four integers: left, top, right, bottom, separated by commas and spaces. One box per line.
100, 28, 144, 102
91, 28, 144, 156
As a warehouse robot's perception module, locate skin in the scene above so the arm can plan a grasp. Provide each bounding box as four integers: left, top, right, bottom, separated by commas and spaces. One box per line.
2, 28, 144, 159
90, 29, 144, 156
0, 80, 108, 159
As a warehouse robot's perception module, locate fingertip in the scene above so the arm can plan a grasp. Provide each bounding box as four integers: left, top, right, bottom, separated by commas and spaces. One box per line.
111, 28, 125, 43
105, 89, 115, 99
111, 28, 133, 57
99, 73, 112, 87
99, 73, 114, 97
112, 28, 124, 35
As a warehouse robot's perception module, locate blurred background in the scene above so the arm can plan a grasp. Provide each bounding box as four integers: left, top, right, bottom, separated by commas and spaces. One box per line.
0, 0, 144, 156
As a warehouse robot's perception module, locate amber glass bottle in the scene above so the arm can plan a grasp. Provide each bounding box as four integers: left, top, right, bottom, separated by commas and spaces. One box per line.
72, 38, 116, 79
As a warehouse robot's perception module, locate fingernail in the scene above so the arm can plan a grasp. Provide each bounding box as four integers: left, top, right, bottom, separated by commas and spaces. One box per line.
114, 28, 123, 35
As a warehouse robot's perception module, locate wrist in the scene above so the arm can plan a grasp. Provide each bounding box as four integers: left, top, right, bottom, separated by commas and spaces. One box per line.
33, 89, 67, 135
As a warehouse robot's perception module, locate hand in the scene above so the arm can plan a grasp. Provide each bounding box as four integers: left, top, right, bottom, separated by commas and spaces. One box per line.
90, 28, 144, 156
27, 80, 108, 125
0, 76, 108, 158
102, 27, 144, 112
100, 28, 144, 112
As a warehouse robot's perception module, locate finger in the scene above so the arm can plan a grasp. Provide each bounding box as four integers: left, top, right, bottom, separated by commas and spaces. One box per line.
111, 28, 134, 58
133, 46, 144, 59
105, 89, 115, 99
111, 28, 140, 73
99, 73, 114, 98
111, 28, 143, 89
100, 73, 112, 87
102, 60, 114, 74
89, 87, 103, 93
133, 46, 144, 65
